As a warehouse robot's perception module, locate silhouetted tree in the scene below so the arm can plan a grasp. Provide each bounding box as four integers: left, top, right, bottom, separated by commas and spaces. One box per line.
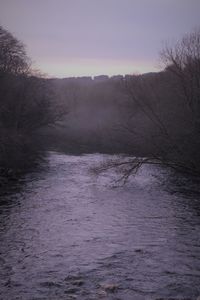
0, 26, 67, 175
0, 25, 30, 75
161, 29, 200, 131
98, 28, 200, 181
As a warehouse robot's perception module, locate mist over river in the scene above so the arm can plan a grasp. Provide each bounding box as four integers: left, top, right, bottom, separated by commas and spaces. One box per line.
0, 152, 200, 300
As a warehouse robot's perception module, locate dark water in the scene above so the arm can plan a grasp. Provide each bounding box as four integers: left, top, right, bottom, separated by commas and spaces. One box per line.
0, 152, 200, 300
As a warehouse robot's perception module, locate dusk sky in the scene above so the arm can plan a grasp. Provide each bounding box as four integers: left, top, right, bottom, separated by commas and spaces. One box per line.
0, 0, 200, 77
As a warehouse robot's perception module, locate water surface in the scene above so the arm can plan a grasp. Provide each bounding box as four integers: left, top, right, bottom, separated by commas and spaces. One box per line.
0, 152, 200, 300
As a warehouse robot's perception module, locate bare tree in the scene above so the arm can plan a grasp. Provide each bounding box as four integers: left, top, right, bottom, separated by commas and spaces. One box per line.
161, 28, 200, 129
96, 28, 200, 182
0, 25, 68, 174
0, 25, 30, 75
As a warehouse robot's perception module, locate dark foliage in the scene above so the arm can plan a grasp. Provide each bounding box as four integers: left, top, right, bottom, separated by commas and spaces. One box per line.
0, 26, 66, 176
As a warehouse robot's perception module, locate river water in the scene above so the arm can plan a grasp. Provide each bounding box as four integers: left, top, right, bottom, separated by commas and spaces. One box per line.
0, 152, 200, 300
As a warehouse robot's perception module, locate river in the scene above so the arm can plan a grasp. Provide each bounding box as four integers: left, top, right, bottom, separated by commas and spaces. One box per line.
0, 152, 200, 300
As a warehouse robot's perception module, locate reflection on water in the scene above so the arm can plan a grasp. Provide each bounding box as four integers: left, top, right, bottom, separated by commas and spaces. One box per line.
0, 152, 200, 300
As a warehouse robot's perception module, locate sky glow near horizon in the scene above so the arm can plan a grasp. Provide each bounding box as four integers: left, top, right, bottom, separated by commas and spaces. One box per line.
0, 0, 200, 78
38, 58, 158, 78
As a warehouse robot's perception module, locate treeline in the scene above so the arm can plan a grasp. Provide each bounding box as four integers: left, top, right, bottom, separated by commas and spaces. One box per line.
0, 26, 66, 177
1, 25, 200, 178
44, 75, 128, 153
47, 28, 200, 177
119, 28, 200, 177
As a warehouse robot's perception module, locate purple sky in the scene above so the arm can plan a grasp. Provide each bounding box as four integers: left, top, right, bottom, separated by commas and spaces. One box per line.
0, 0, 200, 77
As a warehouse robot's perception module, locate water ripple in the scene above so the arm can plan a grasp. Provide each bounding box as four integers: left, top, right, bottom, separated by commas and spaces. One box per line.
0, 152, 200, 300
